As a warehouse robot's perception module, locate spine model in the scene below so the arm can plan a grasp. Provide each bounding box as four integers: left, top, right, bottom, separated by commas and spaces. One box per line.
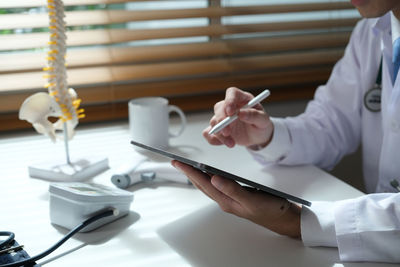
19, 0, 84, 142
45, 0, 84, 127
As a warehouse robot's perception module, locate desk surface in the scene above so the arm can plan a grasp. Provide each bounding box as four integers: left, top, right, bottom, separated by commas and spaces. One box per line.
0, 112, 390, 267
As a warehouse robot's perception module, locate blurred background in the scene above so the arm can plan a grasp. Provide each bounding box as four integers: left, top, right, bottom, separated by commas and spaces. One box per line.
0, 0, 363, 191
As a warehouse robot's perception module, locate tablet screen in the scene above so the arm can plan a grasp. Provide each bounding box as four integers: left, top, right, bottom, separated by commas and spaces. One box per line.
131, 140, 311, 206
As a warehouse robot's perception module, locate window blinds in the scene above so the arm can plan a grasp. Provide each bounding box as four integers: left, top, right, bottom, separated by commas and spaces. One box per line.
0, 0, 358, 131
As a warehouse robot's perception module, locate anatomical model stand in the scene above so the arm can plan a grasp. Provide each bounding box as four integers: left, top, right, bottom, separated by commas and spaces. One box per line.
19, 0, 108, 181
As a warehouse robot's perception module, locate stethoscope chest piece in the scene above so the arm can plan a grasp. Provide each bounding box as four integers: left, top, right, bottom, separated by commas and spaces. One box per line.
364, 84, 381, 112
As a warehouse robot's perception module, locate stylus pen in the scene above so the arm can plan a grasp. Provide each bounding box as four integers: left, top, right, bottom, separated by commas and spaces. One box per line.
208, 89, 271, 135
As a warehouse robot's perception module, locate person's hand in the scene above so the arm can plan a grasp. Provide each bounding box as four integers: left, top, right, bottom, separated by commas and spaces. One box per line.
172, 160, 302, 238
203, 87, 274, 149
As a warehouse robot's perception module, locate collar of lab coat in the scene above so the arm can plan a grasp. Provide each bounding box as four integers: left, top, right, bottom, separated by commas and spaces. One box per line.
372, 12, 391, 36
371, 12, 395, 84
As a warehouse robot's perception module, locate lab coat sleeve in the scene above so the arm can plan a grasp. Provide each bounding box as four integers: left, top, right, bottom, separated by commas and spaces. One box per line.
247, 118, 291, 163
266, 21, 365, 170
302, 193, 400, 263
301, 201, 337, 247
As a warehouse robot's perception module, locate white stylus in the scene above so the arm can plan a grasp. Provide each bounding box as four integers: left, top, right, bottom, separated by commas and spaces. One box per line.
208, 89, 271, 135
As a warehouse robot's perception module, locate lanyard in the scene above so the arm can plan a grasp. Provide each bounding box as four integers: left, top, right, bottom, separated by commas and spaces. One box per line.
376, 57, 383, 86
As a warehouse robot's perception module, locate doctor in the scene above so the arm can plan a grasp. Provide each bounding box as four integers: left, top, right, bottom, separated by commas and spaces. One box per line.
172, 0, 400, 263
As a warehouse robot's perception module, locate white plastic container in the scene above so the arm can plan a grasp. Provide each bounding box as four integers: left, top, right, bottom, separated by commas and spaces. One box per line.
49, 182, 134, 232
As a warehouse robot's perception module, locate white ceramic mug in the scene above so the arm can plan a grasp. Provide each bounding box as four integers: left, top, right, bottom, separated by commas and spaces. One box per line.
129, 97, 186, 149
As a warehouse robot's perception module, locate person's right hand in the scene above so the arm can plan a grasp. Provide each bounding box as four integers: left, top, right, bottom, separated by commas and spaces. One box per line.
203, 87, 274, 149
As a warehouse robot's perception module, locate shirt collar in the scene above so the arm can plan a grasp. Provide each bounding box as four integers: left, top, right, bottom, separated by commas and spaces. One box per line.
372, 12, 391, 36
391, 11, 400, 43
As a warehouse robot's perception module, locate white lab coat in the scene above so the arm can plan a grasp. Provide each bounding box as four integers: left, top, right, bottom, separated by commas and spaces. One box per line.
250, 12, 400, 262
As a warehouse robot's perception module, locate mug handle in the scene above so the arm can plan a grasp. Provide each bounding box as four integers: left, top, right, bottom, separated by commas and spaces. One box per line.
168, 105, 186, 138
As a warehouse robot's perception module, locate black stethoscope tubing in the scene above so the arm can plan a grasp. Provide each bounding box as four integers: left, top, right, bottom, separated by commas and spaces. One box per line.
0, 232, 15, 250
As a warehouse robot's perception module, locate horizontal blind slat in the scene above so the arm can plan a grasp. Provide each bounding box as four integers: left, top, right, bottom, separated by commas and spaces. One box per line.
0, 1, 353, 10
0, 67, 332, 113
0, 49, 344, 92
0, 3, 355, 30
1, 0, 128, 8
0, 32, 351, 73
0, 0, 197, 8
110, 67, 332, 102
0, 18, 358, 51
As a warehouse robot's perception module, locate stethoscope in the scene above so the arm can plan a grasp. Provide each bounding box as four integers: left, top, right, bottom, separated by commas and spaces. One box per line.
364, 57, 382, 112
0, 232, 15, 250
0, 232, 24, 256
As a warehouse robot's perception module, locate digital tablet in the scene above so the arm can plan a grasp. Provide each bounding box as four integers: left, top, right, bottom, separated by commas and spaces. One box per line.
131, 140, 311, 206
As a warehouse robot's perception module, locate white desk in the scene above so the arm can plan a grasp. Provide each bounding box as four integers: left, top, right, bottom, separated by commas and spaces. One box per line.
0, 112, 390, 267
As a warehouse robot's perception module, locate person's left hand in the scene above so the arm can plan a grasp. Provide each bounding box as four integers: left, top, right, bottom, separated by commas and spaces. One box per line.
171, 160, 302, 238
